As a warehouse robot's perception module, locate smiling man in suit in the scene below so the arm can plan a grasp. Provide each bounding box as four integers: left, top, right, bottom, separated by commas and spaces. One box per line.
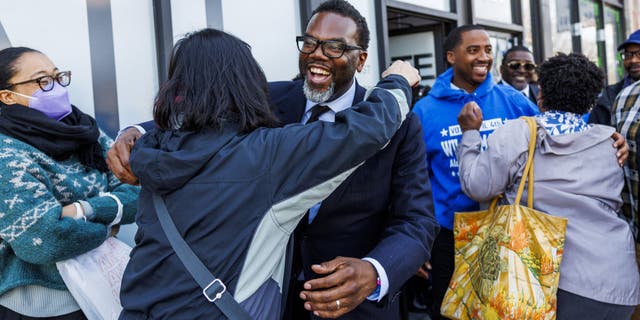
271, 2, 437, 319
106, 1, 437, 319
498, 46, 539, 105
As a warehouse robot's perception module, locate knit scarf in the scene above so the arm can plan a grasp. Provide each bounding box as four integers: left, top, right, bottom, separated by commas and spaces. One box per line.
0, 104, 108, 172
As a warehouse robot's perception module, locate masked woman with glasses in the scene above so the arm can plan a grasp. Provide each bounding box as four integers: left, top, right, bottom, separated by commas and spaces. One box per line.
0, 47, 139, 320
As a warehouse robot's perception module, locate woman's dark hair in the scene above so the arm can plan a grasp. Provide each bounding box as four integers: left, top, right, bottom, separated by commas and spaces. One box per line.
311, 0, 370, 50
154, 28, 279, 132
537, 52, 604, 114
0, 47, 40, 90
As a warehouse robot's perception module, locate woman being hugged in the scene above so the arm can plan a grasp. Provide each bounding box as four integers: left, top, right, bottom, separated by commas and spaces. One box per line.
0, 47, 138, 320
119, 28, 418, 319
456, 52, 640, 319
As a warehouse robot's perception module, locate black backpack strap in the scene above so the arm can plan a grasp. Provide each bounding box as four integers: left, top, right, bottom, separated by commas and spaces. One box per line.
152, 194, 252, 320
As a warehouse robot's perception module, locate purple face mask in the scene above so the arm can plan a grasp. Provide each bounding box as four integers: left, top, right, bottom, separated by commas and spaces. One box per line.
11, 82, 72, 120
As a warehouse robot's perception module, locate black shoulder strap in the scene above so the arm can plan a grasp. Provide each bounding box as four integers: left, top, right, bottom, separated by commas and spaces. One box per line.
152, 194, 252, 320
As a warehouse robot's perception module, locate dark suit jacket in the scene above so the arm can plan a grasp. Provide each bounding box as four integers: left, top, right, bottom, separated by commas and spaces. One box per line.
589, 79, 625, 126
528, 83, 539, 105
270, 80, 438, 320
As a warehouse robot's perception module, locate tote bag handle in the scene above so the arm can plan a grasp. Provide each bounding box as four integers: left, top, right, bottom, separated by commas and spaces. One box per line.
513, 116, 537, 208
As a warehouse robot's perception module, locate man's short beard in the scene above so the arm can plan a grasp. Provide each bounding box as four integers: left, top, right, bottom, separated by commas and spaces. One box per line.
303, 80, 335, 103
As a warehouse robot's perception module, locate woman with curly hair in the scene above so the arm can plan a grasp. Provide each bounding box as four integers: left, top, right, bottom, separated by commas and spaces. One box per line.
456, 52, 640, 319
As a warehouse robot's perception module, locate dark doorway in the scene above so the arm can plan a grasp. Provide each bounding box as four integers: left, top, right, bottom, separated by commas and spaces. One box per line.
384, 7, 454, 88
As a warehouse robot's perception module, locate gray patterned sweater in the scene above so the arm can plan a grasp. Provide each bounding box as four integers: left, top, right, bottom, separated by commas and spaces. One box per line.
0, 131, 139, 296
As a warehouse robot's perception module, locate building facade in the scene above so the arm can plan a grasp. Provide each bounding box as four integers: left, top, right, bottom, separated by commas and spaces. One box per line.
0, 0, 637, 137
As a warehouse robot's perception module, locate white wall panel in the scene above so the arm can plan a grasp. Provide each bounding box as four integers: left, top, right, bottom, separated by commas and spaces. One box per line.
222, 0, 300, 82
111, 0, 157, 128
171, 0, 208, 42
0, 0, 386, 129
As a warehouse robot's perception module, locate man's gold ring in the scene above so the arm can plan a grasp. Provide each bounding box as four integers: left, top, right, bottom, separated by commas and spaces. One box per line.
336, 299, 341, 310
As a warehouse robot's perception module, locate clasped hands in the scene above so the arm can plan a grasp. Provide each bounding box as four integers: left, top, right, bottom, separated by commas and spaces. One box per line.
60, 204, 120, 236
107, 127, 142, 185
300, 256, 378, 318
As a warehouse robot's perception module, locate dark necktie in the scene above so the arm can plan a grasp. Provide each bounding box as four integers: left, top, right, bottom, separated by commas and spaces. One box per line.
306, 104, 331, 124
290, 104, 331, 297
299, 105, 330, 227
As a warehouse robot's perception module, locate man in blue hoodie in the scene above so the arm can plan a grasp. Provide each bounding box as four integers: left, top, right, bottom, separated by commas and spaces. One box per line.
411, 25, 538, 319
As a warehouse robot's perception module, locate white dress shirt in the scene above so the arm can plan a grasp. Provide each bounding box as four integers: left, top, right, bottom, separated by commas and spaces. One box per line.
520, 84, 530, 98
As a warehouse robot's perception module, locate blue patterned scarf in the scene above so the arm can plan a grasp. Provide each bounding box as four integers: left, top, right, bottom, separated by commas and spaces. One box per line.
535, 110, 591, 136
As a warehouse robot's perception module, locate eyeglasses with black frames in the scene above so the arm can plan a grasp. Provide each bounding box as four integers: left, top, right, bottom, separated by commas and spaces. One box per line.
296, 35, 363, 59
621, 50, 640, 60
3, 71, 72, 92
506, 61, 537, 71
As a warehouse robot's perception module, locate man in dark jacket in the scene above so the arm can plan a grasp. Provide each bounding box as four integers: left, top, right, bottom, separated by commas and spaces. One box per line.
107, 1, 438, 319
271, 1, 437, 319
590, 29, 640, 125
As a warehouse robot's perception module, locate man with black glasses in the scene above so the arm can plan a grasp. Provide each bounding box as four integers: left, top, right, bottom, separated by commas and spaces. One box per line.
498, 46, 539, 105
272, 1, 437, 318
590, 29, 640, 125
107, 1, 437, 319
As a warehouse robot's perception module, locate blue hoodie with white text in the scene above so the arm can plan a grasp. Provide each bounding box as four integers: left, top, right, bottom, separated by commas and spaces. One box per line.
412, 68, 538, 230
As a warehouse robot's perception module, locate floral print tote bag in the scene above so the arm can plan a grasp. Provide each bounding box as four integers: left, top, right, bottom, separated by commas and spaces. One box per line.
441, 117, 567, 320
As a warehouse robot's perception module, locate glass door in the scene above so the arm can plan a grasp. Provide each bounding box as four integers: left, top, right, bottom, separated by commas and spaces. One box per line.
604, 5, 624, 83
579, 0, 604, 67
386, 8, 453, 88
